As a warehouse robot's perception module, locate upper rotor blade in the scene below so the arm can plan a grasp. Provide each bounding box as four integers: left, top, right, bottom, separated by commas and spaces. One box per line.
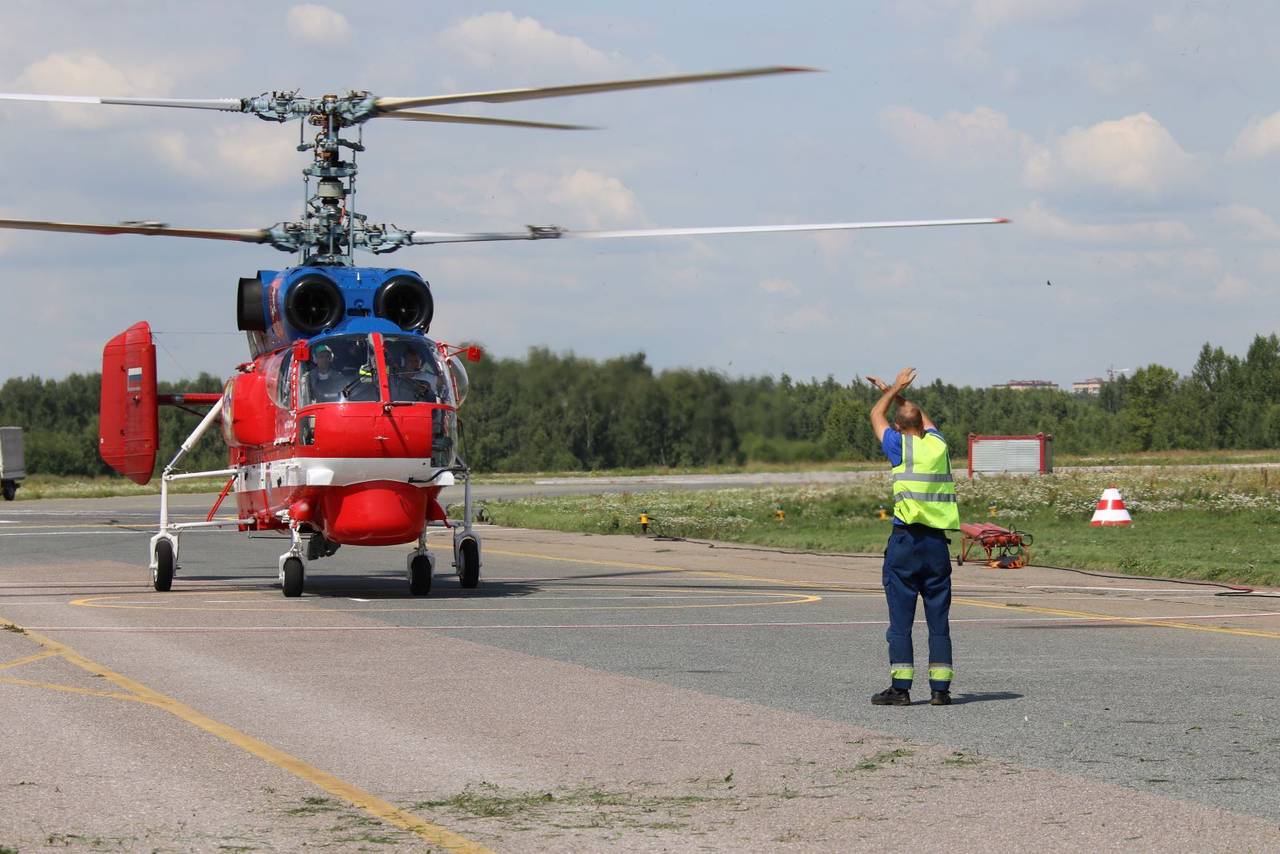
375, 65, 815, 112
408, 218, 1009, 245
0, 218, 270, 243
0, 93, 242, 111
378, 111, 594, 131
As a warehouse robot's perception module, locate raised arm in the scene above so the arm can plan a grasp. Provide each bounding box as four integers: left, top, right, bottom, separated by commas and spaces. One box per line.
867, 367, 916, 441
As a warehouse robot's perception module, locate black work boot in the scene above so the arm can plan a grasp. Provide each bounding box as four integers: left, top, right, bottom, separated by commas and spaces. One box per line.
930, 690, 951, 706
871, 687, 911, 706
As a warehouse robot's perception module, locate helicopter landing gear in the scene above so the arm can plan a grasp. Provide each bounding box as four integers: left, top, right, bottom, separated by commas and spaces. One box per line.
407, 535, 434, 596
305, 531, 340, 561
149, 534, 177, 592
452, 466, 482, 589
279, 526, 306, 597
454, 534, 480, 589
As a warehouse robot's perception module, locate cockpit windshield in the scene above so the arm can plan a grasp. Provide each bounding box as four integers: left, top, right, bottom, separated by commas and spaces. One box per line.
385, 334, 451, 405
300, 334, 381, 405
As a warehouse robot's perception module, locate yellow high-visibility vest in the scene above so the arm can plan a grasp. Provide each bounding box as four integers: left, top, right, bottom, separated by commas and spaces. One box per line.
891, 432, 959, 529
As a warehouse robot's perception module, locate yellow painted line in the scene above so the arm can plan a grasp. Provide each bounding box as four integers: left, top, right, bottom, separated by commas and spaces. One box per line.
0, 675, 147, 703
0, 616, 493, 853
488, 548, 1280, 643
71, 586, 819, 613
952, 598, 1280, 641
0, 649, 61, 671
488, 547, 841, 589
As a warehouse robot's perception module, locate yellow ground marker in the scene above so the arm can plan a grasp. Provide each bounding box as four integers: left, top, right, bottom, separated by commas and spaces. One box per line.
488, 548, 1280, 642
0, 617, 494, 854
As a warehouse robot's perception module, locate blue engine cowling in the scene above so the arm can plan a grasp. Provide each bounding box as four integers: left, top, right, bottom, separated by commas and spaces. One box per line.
237, 266, 433, 357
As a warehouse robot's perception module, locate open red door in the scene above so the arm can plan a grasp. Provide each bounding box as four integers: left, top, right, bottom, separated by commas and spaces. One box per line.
99, 321, 158, 484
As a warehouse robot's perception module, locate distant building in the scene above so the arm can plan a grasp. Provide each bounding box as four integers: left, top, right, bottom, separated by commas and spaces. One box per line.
993, 379, 1058, 391
1072, 377, 1105, 394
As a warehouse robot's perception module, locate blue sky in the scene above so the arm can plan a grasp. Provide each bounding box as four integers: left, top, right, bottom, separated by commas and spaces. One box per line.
2, 1, 1278, 388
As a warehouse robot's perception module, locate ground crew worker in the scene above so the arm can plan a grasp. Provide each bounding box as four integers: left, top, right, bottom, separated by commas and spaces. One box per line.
865, 367, 958, 707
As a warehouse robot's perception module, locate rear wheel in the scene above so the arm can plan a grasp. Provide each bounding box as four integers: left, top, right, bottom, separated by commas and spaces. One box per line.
153, 539, 174, 592
457, 538, 480, 589
282, 557, 304, 597
1, 480, 15, 501
409, 554, 432, 596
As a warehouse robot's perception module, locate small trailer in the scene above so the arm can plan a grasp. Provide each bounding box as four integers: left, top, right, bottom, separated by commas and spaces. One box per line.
0, 426, 25, 500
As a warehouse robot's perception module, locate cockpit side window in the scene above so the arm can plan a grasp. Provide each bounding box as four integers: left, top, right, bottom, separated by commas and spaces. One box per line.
385, 334, 449, 404
299, 334, 381, 404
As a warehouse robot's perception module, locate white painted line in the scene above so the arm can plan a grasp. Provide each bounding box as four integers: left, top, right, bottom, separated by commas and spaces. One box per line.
0, 531, 148, 537
21, 611, 1280, 632
1027, 586, 1223, 593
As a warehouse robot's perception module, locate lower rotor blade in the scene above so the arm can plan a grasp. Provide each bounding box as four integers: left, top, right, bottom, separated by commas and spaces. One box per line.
0, 93, 242, 111
0, 218, 270, 243
378, 111, 594, 130
408, 218, 1009, 245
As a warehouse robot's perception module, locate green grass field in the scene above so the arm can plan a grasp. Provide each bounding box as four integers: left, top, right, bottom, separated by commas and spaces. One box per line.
482, 467, 1280, 588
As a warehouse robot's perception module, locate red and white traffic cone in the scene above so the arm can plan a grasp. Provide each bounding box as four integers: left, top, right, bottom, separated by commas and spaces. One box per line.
1090, 486, 1132, 526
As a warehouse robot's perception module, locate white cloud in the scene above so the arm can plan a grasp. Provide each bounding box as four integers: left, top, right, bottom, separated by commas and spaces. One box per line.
1229, 111, 1280, 160
146, 125, 299, 188
1024, 113, 1199, 197
1020, 201, 1192, 244
13, 52, 169, 128
1213, 273, 1253, 301
286, 5, 351, 44
431, 168, 645, 230
879, 105, 1032, 166
758, 277, 799, 295
438, 12, 626, 77
1213, 204, 1280, 240
896, 0, 1092, 69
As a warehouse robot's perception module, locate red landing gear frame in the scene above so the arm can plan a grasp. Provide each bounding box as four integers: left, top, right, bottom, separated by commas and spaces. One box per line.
957, 523, 1033, 569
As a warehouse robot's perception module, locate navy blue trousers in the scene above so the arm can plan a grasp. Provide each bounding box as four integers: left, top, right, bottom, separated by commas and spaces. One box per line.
883, 524, 953, 691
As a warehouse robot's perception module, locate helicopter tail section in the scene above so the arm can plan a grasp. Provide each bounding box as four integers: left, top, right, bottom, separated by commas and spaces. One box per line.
100, 321, 159, 484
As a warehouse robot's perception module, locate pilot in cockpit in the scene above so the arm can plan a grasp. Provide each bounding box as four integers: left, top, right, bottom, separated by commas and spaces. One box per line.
305, 344, 344, 403
390, 344, 440, 403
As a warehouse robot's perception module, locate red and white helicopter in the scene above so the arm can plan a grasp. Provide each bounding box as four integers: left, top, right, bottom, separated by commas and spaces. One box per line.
0, 67, 1006, 597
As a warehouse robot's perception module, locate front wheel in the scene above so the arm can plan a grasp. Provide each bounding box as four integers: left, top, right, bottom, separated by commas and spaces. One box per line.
1, 480, 15, 501
457, 538, 480, 589
409, 554, 432, 596
153, 539, 174, 592
282, 557, 304, 598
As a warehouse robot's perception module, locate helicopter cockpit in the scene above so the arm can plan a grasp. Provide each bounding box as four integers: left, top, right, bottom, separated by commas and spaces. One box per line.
290, 333, 451, 407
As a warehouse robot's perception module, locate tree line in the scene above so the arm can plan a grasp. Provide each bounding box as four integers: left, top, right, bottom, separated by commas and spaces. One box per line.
3, 335, 1278, 477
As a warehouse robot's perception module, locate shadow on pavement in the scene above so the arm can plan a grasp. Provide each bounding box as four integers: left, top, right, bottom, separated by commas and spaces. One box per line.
951, 691, 1023, 705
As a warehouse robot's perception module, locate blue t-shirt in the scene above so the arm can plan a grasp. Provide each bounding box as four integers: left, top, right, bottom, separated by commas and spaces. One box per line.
882, 427, 946, 527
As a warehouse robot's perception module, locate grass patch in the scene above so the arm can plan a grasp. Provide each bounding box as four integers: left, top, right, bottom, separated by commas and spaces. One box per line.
2, 623, 25, 634
284, 796, 341, 817
484, 467, 1280, 587
850, 749, 914, 772
943, 752, 984, 767
414, 781, 731, 826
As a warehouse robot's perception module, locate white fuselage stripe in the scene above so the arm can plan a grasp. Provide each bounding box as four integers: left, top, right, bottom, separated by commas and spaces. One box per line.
234, 457, 451, 492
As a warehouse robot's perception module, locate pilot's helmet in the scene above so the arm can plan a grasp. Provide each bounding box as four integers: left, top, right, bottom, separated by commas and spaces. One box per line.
313, 344, 333, 360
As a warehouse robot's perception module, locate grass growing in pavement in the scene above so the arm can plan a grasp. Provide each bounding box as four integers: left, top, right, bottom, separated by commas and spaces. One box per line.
482, 467, 1280, 587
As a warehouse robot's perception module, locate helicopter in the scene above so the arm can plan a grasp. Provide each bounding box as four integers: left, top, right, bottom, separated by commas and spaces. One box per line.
0, 66, 1007, 598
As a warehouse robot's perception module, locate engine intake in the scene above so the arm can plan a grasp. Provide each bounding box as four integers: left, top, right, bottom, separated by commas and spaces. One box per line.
375, 275, 433, 331
285, 274, 343, 334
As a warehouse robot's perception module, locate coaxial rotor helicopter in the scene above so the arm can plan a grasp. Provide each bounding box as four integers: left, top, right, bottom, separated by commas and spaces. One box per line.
0, 66, 1007, 598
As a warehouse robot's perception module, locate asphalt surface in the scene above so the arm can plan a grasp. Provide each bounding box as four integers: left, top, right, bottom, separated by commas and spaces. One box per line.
1, 491, 1279, 851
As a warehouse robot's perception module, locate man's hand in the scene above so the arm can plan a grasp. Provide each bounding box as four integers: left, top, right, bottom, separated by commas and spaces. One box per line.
864, 375, 888, 392
894, 366, 917, 389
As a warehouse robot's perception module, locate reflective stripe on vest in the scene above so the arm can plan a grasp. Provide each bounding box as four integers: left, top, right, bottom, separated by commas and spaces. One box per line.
891, 432, 960, 529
